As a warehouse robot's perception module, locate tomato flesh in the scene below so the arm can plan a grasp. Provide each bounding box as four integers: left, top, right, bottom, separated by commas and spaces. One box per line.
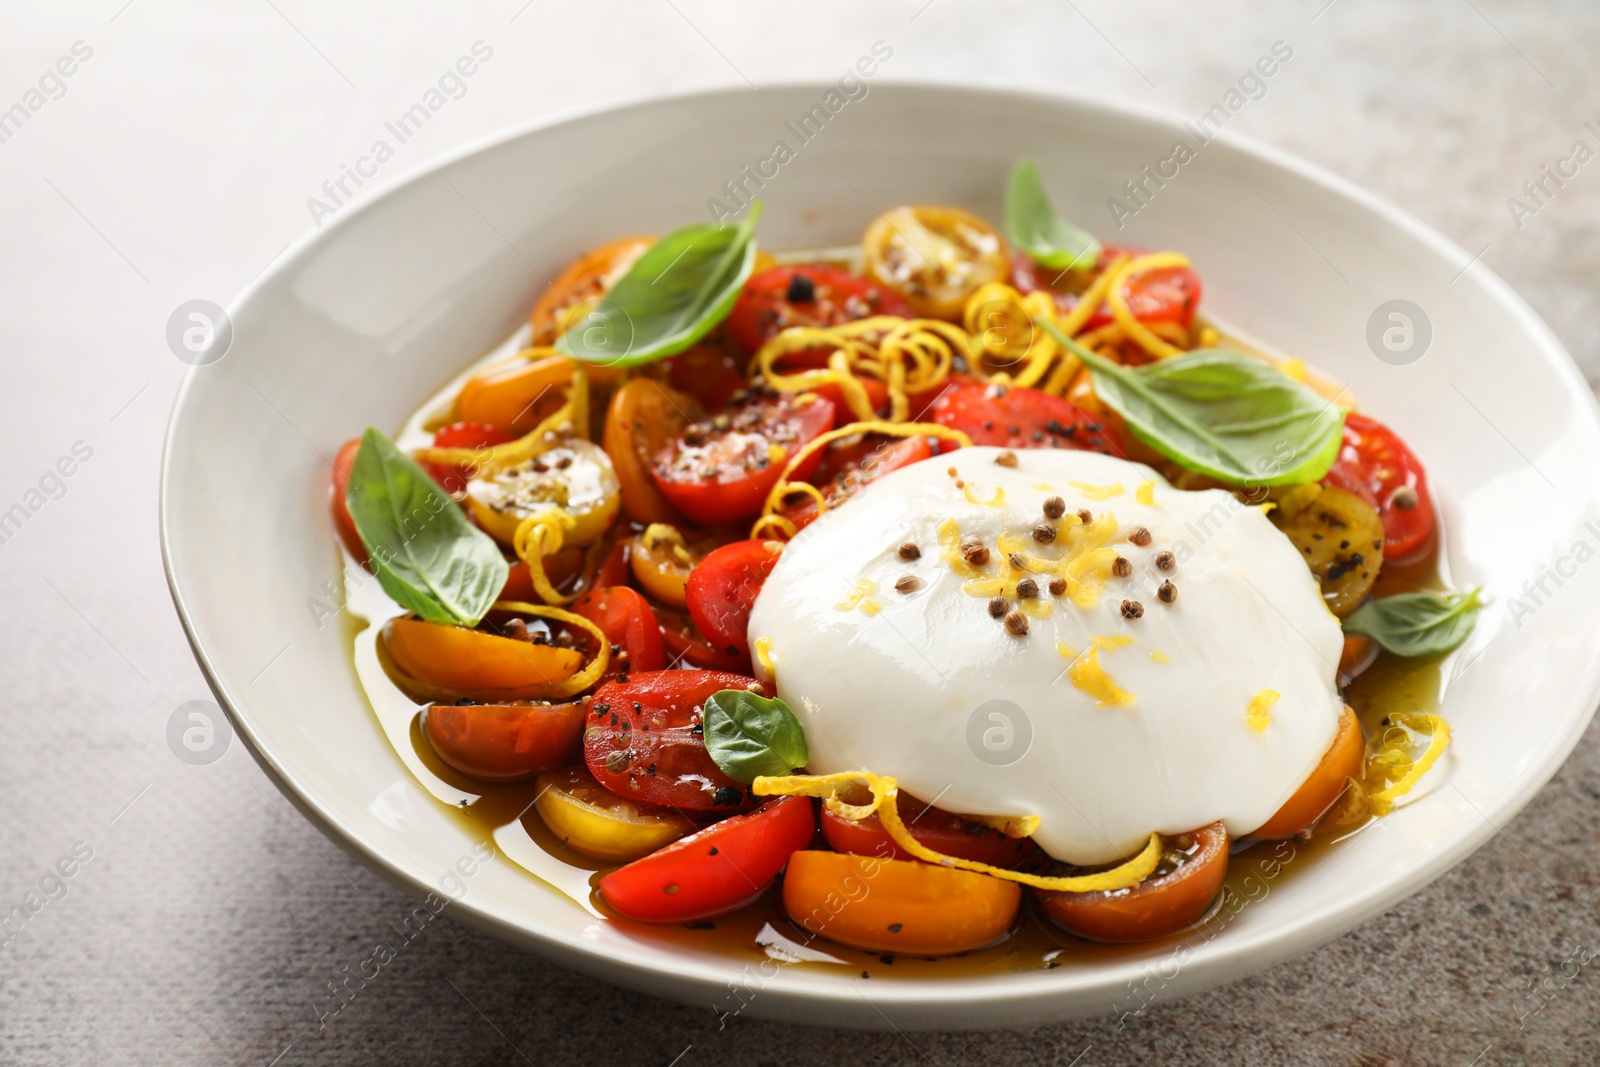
598, 796, 817, 923
650, 392, 834, 525
583, 670, 759, 812
422, 700, 584, 781
781, 434, 935, 532
727, 264, 914, 353
1035, 822, 1229, 943
685, 540, 783, 658
1012, 244, 1202, 331
1322, 412, 1434, 560
820, 794, 1039, 869
572, 585, 665, 674
424, 421, 516, 497
929, 382, 1123, 454
656, 607, 753, 672
331, 438, 367, 563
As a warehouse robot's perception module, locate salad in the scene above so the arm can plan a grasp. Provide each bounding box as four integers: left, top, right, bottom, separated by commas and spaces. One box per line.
330, 160, 1479, 958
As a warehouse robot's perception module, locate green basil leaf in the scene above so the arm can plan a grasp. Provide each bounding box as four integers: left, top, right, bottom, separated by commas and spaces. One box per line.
1343, 588, 1481, 658
702, 689, 809, 784
556, 204, 761, 367
344, 427, 508, 627
1005, 159, 1101, 272
1043, 323, 1346, 487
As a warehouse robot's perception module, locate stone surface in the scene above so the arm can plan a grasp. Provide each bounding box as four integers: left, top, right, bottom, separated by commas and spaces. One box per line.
1, 2, 1596, 1064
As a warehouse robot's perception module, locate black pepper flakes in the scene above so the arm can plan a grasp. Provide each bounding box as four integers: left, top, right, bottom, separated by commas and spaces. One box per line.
1128, 526, 1152, 546
897, 541, 921, 561
988, 596, 1009, 619
1121, 599, 1145, 619
712, 786, 743, 807
1112, 556, 1133, 577
1158, 580, 1177, 603
1155, 550, 1175, 571
1004, 610, 1029, 636
1043, 495, 1066, 519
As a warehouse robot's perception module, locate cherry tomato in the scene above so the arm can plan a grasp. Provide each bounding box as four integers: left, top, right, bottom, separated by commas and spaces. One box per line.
929, 382, 1123, 455
628, 524, 708, 608
499, 550, 585, 604
821, 793, 1039, 869
783, 851, 1021, 955
595, 538, 632, 589
727, 264, 914, 353
422, 699, 585, 781
464, 438, 622, 548
1322, 412, 1434, 560
603, 378, 700, 525
331, 438, 367, 564
598, 796, 817, 923
656, 607, 753, 672
664, 343, 752, 410
583, 671, 759, 812
530, 236, 654, 345
781, 435, 934, 532
1254, 706, 1365, 839
454, 354, 608, 437
572, 586, 665, 674
1035, 821, 1229, 944
384, 617, 583, 693
862, 206, 1009, 320
534, 767, 697, 863
650, 392, 835, 525
423, 422, 516, 496
685, 540, 784, 658
1013, 244, 1202, 331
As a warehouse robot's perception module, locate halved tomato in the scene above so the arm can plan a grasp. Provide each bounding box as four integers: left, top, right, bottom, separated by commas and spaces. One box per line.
821, 793, 1039, 869
1035, 822, 1228, 943
783, 851, 1021, 955
603, 378, 700, 525
727, 264, 914, 353
685, 539, 784, 658
650, 391, 834, 525
530, 235, 654, 346
384, 617, 582, 692
423, 421, 516, 496
582, 670, 759, 812
656, 607, 753, 672
572, 585, 665, 675
1322, 412, 1434, 561
1253, 706, 1365, 839
422, 699, 585, 781
598, 796, 817, 923
929, 382, 1123, 454
534, 766, 697, 862
862, 206, 1009, 320
1013, 244, 1202, 331
780, 434, 935, 532
331, 438, 367, 564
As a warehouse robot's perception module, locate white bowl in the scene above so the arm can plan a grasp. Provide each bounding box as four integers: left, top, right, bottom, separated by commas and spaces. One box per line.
161, 82, 1600, 1030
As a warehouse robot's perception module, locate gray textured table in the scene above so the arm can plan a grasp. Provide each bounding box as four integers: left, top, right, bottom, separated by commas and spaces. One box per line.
3, 2, 1597, 1064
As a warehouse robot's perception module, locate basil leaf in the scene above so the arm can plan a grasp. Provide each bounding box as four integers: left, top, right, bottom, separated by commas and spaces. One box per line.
556, 204, 761, 368
1005, 159, 1101, 272
1343, 588, 1481, 658
344, 427, 508, 627
1044, 324, 1346, 487
702, 689, 809, 784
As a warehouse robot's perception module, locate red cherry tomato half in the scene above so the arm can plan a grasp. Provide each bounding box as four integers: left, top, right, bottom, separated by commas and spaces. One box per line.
1322, 412, 1434, 560
1012, 245, 1202, 332
656, 607, 753, 672
686, 540, 784, 658
929, 382, 1123, 455
664, 344, 750, 410
422, 699, 585, 782
583, 670, 759, 812
781, 434, 935, 532
423, 421, 515, 496
820, 794, 1039, 869
572, 585, 666, 675
650, 392, 835, 525
727, 264, 915, 353
331, 438, 367, 563
598, 796, 817, 923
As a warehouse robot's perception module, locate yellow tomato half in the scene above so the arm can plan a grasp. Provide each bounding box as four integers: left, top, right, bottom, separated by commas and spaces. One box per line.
863, 205, 1010, 320
465, 438, 621, 547
385, 617, 582, 692
534, 767, 697, 862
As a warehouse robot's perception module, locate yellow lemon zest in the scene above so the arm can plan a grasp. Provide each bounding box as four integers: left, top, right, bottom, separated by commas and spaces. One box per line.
1279, 357, 1308, 381
753, 636, 777, 685
1056, 641, 1077, 660
1032, 482, 1055, 492
490, 599, 610, 698
1149, 649, 1172, 664
1069, 635, 1137, 707
752, 771, 1162, 892
1107, 253, 1192, 359
963, 483, 1006, 507
1069, 480, 1124, 501
511, 510, 579, 605
1065, 509, 1119, 552
1065, 546, 1121, 608
1367, 713, 1451, 815
973, 813, 1042, 838
754, 316, 969, 424
1246, 689, 1281, 732
419, 362, 589, 473
835, 579, 879, 614
939, 518, 990, 581
1135, 480, 1157, 506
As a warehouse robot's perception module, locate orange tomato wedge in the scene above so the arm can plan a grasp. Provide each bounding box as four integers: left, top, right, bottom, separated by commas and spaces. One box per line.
530, 235, 654, 345
1254, 705, 1365, 839
782, 851, 1020, 955
384, 617, 582, 692
603, 378, 700, 525
457, 354, 590, 436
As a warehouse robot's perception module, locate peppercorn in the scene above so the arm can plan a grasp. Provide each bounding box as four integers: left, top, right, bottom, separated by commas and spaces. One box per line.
1158, 580, 1177, 603
1032, 522, 1056, 545
898, 542, 921, 561
995, 450, 1018, 468
1043, 496, 1066, 519
1112, 556, 1132, 577
1048, 576, 1067, 596
1121, 600, 1144, 619
1009, 552, 1027, 570
1077, 508, 1093, 524
1004, 610, 1029, 636
1128, 526, 1152, 546
895, 575, 920, 593
1155, 550, 1175, 571
962, 540, 990, 565
1016, 577, 1038, 599
988, 596, 1009, 618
